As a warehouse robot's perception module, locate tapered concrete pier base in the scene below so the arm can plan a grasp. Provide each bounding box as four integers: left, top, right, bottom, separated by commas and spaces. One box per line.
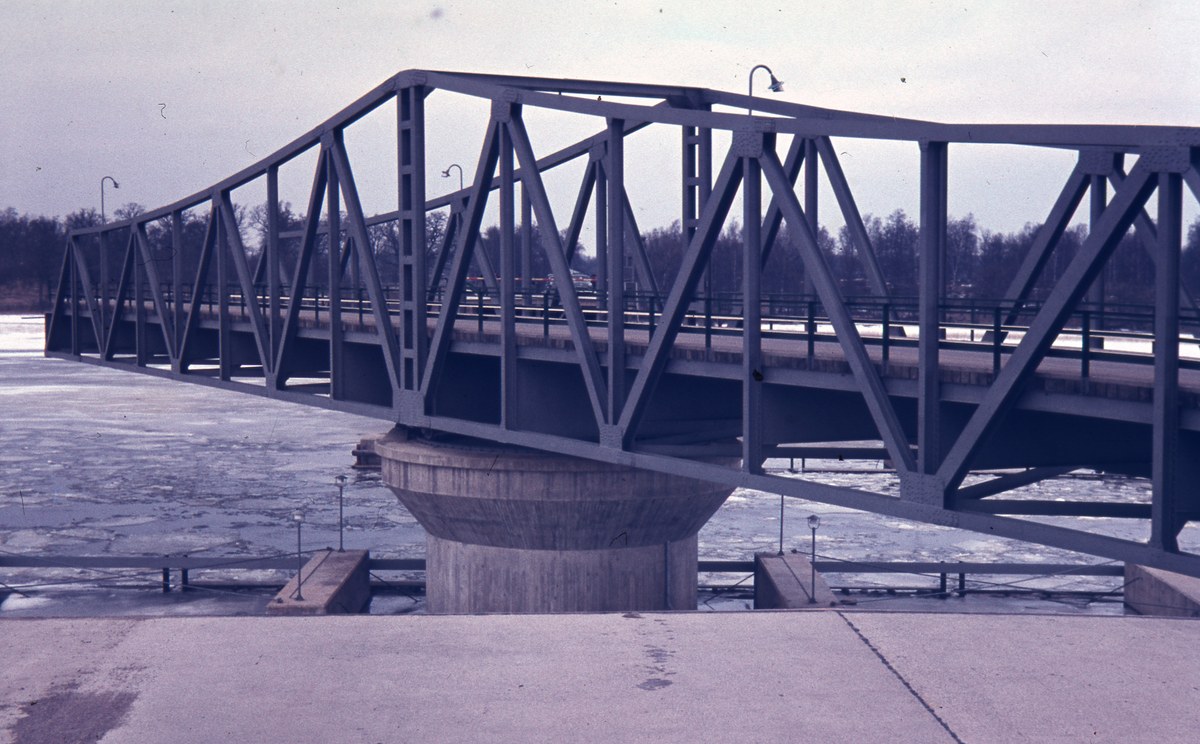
375, 433, 736, 614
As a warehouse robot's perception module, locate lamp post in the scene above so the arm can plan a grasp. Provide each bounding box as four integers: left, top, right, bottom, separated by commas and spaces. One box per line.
293, 511, 305, 601
100, 176, 119, 223
747, 65, 784, 116
335, 475, 347, 552
778, 495, 785, 556
442, 163, 464, 192
807, 514, 820, 603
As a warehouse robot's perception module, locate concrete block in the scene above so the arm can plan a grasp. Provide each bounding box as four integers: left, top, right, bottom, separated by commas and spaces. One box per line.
1124, 563, 1200, 617
754, 552, 841, 609
266, 550, 370, 616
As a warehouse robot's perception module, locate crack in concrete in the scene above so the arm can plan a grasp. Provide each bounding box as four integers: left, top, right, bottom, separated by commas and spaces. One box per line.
837, 612, 965, 743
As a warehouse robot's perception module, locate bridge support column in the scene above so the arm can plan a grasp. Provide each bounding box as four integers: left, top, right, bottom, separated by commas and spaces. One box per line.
376, 435, 736, 614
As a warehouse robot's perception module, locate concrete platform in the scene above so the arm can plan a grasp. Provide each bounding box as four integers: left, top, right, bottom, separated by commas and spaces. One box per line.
265, 550, 369, 616
1125, 563, 1200, 617
754, 551, 843, 609
2, 611, 1198, 743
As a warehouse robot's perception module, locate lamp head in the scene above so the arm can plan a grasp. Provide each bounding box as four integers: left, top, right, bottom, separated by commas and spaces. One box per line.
807, 514, 821, 530
441, 168, 451, 178
113, 181, 120, 188
292, 511, 305, 524
335, 475, 347, 487
768, 74, 784, 93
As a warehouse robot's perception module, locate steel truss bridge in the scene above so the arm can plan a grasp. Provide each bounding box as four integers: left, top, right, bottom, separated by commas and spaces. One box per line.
44, 70, 1200, 577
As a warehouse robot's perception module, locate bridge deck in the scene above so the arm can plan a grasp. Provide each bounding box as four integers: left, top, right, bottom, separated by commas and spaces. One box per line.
86, 300, 1200, 418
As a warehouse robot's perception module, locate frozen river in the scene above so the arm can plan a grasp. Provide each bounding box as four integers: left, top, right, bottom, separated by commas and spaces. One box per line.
2, 316, 1178, 617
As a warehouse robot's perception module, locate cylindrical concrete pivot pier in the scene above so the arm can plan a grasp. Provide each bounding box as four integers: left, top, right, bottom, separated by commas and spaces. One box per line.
375, 436, 736, 614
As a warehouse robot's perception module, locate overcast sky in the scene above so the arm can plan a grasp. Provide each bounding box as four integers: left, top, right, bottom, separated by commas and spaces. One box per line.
3, 0, 1199, 244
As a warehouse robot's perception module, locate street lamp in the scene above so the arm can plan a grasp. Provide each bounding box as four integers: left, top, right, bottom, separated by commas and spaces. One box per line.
335, 474, 347, 552
748, 64, 784, 116
442, 163, 464, 192
778, 495, 785, 556
807, 514, 821, 603
100, 176, 119, 224
292, 511, 306, 601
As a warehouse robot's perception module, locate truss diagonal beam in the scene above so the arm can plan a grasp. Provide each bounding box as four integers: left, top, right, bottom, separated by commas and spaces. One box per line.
955, 465, 1079, 500
508, 110, 610, 428
1003, 161, 1089, 323
761, 145, 918, 473
1110, 165, 1198, 312
274, 147, 329, 382
45, 244, 72, 349
940, 159, 1158, 492
329, 135, 403, 393
69, 242, 105, 353
102, 231, 137, 360
617, 150, 743, 443
816, 136, 890, 298
621, 189, 659, 294
178, 208, 218, 369
564, 159, 598, 267
133, 224, 177, 362
421, 120, 502, 402
218, 191, 272, 373
759, 136, 804, 270
428, 199, 465, 299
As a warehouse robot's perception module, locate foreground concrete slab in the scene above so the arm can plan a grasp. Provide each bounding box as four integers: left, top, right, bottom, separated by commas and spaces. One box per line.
265, 550, 369, 616
1125, 563, 1200, 617
0, 611, 1197, 743
846, 612, 1200, 743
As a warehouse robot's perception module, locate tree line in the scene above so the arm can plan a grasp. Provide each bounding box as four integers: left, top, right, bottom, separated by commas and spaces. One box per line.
5, 200, 1200, 311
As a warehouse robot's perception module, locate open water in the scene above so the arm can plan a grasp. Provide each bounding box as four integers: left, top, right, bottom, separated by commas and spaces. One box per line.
2, 316, 1183, 617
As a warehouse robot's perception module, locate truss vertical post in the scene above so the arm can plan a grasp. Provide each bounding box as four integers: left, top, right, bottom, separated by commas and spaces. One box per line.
99, 230, 110, 344
500, 119, 518, 429
267, 166, 281, 373
70, 237, 80, 356
607, 118, 626, 424
398, 84, 428, 404
743, 149, 764, 474
216, 196, 231, 381
521, 186, 533, 301
804, 138, 819, 297
595, 159, 608, 311
683, 123, 712, 298
1153, 170, 1183, 552
135, 243, 147, 366
171, 210, 183, 369
1088, 174, 1107, 330
327, 145, 344, 400
919, 141, 947, 480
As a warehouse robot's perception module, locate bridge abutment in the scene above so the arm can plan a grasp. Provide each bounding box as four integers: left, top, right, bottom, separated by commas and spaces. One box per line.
375, 433, 736, 614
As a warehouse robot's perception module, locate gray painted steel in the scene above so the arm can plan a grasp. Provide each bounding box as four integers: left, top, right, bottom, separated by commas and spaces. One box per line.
43, 69, 1200, 578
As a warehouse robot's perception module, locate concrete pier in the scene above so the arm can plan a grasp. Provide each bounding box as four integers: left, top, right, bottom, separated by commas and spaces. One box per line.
375, 432, 736, 613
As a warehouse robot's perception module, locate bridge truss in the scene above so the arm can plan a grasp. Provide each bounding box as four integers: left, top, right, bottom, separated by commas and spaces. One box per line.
45, 70, 1200, 576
